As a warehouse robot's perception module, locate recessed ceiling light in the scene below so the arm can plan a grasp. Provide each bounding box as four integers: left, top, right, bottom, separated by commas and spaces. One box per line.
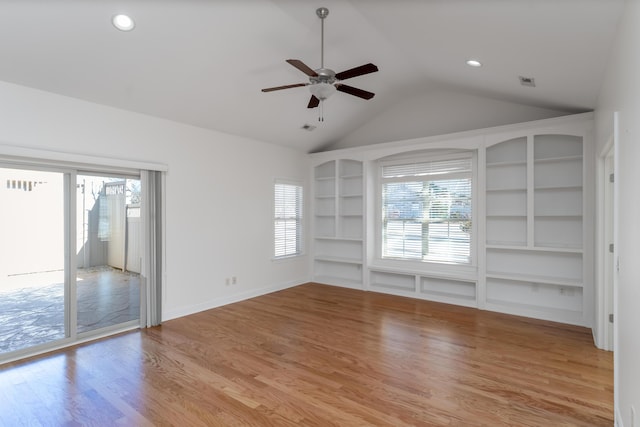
466, 59, 482, 67
112, 14, 135, 31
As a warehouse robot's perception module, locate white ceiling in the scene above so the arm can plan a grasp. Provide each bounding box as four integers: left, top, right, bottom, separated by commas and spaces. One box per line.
0, 0, 624, 153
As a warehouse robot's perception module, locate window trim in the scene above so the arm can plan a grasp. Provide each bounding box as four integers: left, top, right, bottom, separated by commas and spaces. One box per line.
375, 151, 477, 268
273, 179, 304, 260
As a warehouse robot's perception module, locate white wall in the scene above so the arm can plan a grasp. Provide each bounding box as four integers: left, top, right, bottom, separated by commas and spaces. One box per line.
327, 87, 572, 150
0, 80, 311, 321
595, 0, 640, 425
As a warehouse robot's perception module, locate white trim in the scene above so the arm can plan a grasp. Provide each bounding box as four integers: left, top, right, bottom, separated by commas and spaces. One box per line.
595, 135, 614, 350
310, 112, 593, 163
0, 143, 168, 172
162, 279, 306, 321
613, 111, 620, 424
0, 323, 140, 366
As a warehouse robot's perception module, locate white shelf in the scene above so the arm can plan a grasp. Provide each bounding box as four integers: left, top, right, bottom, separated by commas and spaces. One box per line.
486, 240, 527, 247
314, 236, 362, 242
485, 244, 582, 254
485, 271, 583, 288
315, 256, 362, 265
534, 185, 582, 191
534, 214, 582, 218
486, 188, 526, 193
369, 266, 477, 282
486, 160, 527, 167
340, 194, 363, 198
340, 174, 362, 179
534, 155, 583, 164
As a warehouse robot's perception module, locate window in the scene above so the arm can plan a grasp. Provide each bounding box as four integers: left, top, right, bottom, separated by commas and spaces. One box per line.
274, 181, 303, 258
380, 155, 472, 264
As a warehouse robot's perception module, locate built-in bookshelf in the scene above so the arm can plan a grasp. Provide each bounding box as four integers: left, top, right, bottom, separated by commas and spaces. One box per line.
309, 114, 592, 328
484, 133, 585, 324
312, 159, 364, 288
368, 268, 477, 307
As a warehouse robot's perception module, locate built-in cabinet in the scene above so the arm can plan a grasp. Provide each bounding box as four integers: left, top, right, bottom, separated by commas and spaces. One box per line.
369, 269, 477, 307
313, 159, 364, 288
484, 133, 585, 324
310, 114, 592, 327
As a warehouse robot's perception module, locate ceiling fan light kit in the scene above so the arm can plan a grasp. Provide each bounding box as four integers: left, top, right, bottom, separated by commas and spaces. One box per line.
262, 7, 378, 121
309, 82, 336, 101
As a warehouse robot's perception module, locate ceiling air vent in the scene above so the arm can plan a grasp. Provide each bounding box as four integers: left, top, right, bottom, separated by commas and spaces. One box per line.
301, 124, 317, 131
519, 76, 536, 87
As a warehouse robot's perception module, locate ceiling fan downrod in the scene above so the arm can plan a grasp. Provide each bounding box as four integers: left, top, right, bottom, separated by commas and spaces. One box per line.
317, 7, 329, 69
317, 7, 329, 122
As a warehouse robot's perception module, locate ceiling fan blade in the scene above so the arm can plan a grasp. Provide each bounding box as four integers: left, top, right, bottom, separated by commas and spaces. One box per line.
335, 63, 379, 81
307, 95, 320, 109
261, 83, 308, 92
286, 59, 318, 77
336, 84, 375, 100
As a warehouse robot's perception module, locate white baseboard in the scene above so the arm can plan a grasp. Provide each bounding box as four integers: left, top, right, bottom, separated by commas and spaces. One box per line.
616, 406, 623, 427
161, 278, 307, 322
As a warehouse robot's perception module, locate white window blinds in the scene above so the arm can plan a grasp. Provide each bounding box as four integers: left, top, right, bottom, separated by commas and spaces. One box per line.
274, 182, 303, 258
381, 156, 472, 264
382, 158, 472, 179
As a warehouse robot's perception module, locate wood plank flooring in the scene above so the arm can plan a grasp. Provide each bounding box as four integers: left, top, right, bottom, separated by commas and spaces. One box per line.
0, 283, 613, 426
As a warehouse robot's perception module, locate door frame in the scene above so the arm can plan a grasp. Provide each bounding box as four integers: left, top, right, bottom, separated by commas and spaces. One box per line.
595, 136, 615, 351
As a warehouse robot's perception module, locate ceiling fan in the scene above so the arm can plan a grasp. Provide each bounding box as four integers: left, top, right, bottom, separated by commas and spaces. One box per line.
261, 7, 378, 121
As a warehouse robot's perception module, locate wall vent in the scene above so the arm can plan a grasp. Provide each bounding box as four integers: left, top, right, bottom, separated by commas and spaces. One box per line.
519, 76, 536, 87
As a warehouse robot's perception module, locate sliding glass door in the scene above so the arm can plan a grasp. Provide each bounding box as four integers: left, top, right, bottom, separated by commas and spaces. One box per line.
0, 167, 66, 354
0, 165, 146, 360
76, 175, 141, 334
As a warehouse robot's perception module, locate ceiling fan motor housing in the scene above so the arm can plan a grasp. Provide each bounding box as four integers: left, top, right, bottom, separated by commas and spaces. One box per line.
310, 68, 336, 85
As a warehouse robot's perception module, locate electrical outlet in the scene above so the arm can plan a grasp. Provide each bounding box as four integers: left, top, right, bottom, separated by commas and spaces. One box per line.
225, 277, 230, 286
232, 276, 237, 285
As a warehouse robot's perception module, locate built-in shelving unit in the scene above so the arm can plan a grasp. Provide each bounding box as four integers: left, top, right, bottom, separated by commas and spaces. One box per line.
484, 134, 585, 324
486, 137, 528, 246
309, 114, 593, 328
312, 159, 364, 288
368, 269, 477, 307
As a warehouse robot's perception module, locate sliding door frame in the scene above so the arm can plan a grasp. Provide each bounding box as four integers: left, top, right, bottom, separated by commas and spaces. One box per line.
0, 148, 166, 365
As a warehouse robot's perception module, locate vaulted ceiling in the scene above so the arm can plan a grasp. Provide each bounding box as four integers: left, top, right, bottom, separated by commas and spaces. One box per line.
0, 0, 624, 152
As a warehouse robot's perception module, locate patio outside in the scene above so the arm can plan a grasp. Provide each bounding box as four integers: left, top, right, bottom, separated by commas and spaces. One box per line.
0, 267, 140, 354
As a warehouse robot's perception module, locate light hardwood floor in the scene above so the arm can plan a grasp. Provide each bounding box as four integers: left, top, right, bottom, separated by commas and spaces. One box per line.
0, 283, 613, 426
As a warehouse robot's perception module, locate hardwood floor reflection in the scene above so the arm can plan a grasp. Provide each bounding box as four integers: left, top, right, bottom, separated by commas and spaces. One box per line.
0, 283, 613, 426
